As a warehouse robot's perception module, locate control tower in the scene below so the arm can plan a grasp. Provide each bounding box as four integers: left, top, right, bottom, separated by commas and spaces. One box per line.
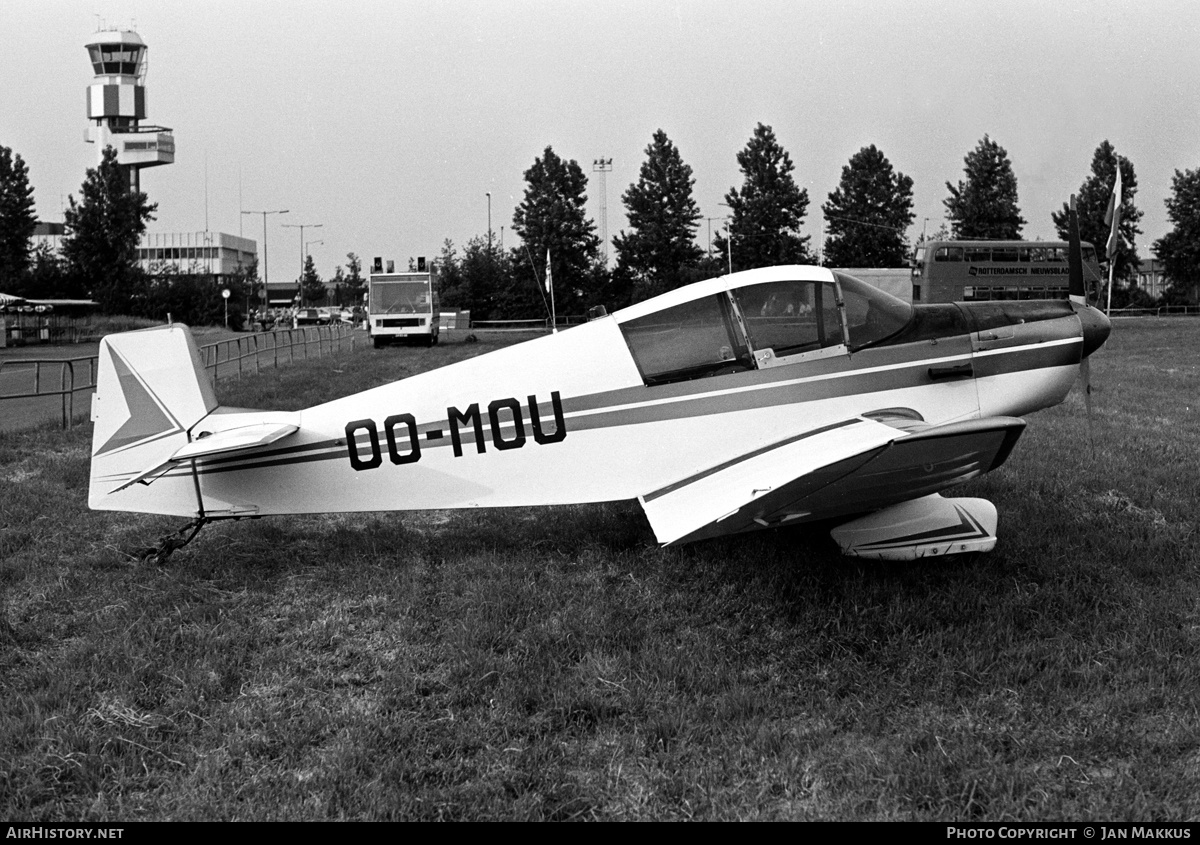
84, 28, 174, 193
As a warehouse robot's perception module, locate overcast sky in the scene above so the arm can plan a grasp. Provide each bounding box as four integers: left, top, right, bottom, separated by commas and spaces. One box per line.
6, 0, 1200, 284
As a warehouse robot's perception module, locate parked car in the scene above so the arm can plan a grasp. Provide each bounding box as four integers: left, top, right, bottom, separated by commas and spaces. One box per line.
293, 308, 329, 326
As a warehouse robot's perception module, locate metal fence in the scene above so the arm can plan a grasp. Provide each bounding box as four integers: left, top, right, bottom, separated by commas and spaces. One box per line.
199, 323, 355, 381
1108, 305, 1200, 318
469, 315, 588, 331
0, 323, 355, 431
0, 355, 98, 431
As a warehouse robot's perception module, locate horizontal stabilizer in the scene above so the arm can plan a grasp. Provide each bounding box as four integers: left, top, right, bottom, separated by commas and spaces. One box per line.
111, 418, 300, 493
171, 421, 299, 461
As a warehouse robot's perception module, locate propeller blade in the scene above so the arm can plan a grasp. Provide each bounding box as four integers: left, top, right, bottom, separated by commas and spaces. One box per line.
1068, 194, 1086, 305
1081, 356, 1095, 459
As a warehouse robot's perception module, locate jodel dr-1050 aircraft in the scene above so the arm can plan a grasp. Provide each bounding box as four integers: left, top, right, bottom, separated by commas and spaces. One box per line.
88, 216, 1111, 561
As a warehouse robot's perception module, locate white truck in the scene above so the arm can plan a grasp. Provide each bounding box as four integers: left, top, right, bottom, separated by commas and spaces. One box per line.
367, 269, 441, 348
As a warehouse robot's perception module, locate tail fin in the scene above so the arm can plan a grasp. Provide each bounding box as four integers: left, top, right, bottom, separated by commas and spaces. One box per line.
89, 325, 218, 515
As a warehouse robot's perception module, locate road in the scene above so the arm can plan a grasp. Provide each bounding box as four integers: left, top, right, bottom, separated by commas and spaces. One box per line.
0, 326, 357, 433
0, 342, 101, 433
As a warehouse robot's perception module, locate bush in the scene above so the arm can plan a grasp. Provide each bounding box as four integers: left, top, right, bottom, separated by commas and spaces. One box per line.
135, 270, 246, 330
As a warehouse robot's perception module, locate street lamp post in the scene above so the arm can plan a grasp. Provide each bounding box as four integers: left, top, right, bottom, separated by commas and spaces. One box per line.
486, 192, 492, 254
718, 203, 734, 275
282, 223, 322, 307
241, 209, 289, 308
725, 223, 733, 276
306, 240, 324, 304
704, 216, 723, 260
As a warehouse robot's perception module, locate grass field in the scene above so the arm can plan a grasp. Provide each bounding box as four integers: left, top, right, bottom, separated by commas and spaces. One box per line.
1, 321, 1198, 821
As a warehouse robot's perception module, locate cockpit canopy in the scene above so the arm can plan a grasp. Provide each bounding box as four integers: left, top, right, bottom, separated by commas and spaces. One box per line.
616, 267, 913, 386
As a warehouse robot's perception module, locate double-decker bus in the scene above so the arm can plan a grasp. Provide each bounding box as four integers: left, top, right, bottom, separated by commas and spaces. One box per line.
911, 240, 1103, 304
367, 269, 441, 348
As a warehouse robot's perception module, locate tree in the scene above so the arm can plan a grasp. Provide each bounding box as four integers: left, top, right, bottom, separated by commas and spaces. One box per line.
1154, 167, 1200, 304
20, 242, 69, 299
821, 145, 915, 267
511, 146, 601, 315
714, 123, 812, 272
944, 135, 1025, 239
914, 221, 951, 255
343, 251, 365, 306
436, 239, 468, 309
612, 130, 703, 302
299, 253, 325, 305
0, 145, 37, 290
235, 257, 261, 314
462, 236, 505, 319
1051, 140, 1143, 284
61, 146, 157, 313
141, 262, 245, 330
329, 266, 346, 306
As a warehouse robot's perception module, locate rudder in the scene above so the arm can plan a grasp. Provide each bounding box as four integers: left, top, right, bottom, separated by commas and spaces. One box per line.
89, 324, 218, 515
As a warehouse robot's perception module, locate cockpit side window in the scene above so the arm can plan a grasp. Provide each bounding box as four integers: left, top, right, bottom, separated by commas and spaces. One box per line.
834, 271, 914, 350
732, 280, 844, 358
620, 294, 751, 386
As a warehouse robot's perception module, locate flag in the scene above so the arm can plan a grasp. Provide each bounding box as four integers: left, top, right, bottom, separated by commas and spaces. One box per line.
1104, 166, 1123, 261
544, 248, 552, 293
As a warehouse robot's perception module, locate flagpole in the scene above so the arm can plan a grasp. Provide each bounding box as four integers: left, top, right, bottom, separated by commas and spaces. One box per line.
546, 247, 557, 334
1104, 164, 1122, 316
1106, 261, 1114, 316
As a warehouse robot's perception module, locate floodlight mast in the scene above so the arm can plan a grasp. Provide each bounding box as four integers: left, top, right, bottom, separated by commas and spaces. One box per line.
241, 210, 289, 303
592, 158, 612, 264
282, 223, 323, 306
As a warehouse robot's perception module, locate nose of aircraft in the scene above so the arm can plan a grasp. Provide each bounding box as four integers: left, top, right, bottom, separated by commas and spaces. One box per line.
1077, 304, 1112, 359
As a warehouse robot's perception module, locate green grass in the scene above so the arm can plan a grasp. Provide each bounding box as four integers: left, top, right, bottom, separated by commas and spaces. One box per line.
1, 322, 1198, 820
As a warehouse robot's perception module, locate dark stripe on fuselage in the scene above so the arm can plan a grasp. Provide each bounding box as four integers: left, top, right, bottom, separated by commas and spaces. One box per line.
168, 337, 1079, 480
562, 339, 1077, 436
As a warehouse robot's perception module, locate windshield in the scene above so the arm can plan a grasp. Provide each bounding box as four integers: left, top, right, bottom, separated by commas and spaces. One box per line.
834, 271, 913, 349
371, 281, 431, 314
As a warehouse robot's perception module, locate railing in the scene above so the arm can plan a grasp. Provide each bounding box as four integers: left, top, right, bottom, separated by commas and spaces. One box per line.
1108, 305, 1200, 317
0, 323, 355, 431
469, 315, 587, 331
0, 356, 99, 430
199, 323, 355, 381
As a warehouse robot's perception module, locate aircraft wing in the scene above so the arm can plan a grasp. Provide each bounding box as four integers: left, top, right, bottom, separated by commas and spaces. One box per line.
638, 415, 1025, 546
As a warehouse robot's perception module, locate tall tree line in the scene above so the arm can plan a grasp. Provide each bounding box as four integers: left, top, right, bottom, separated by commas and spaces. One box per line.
10, 129, 1200, 321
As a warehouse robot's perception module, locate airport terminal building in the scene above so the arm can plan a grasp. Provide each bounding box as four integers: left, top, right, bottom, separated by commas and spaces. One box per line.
31, 226, 257, 284
135, 231, 257, 281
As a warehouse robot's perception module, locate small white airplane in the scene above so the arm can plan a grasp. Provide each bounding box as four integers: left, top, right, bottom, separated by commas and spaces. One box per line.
88, 212, 1110, 562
